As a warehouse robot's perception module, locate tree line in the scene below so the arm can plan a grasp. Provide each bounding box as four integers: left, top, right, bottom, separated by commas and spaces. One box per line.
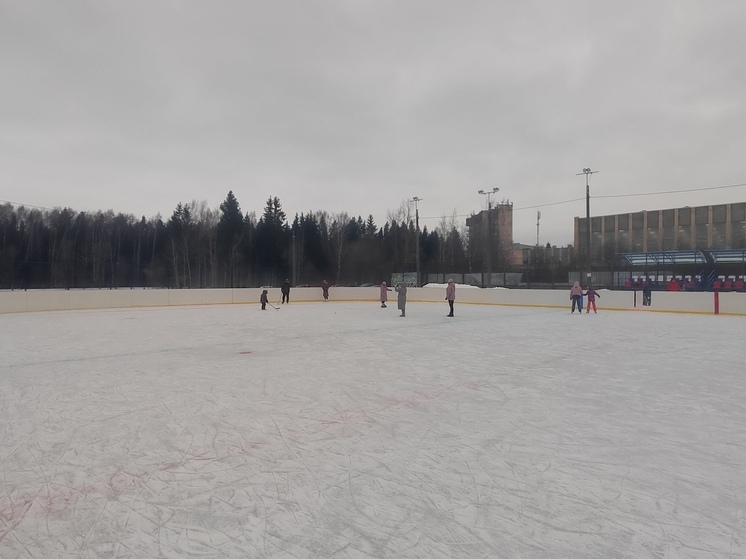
0, 192, 474, 290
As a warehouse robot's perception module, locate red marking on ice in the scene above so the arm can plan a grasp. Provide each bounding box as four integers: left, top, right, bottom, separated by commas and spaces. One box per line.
0, 498, 33, 543
0, 446, 244, 536
320, 380, 484, 426
238, 351, 253, 354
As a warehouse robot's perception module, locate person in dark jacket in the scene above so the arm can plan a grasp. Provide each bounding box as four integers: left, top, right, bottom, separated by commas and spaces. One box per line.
321, 280, 330, 302
395, 283, 407, 317
642, 283, 652, 306
281, 279, 291, 304
260, 289, 269, 310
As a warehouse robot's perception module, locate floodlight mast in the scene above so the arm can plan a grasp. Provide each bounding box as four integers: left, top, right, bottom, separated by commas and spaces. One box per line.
576, 168, 598, 283
477, 187, 500, 287
412, 197, 422, 287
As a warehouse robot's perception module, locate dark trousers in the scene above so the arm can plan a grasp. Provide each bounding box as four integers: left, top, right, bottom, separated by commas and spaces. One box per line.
282, 293, 289, 304
261, 302, 266, 310
447, 300, 454, 316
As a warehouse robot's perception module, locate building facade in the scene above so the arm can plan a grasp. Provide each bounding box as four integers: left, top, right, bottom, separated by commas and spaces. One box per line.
466, 202, 514, 269
574, 202, 746, 260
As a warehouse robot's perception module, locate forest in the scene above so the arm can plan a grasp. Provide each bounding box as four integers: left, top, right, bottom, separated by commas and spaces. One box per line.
0, 191, 476, 290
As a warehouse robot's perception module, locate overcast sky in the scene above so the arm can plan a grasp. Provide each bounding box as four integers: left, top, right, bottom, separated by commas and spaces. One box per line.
2, 1, 745, 246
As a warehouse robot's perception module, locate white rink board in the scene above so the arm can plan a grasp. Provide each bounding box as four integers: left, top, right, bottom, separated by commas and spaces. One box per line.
1, 302, 745, 558
2, 286, 746, 315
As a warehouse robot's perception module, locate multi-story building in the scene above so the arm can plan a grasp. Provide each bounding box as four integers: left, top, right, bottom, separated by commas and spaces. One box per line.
574, 202, 746, 260
466, 201, 514, 269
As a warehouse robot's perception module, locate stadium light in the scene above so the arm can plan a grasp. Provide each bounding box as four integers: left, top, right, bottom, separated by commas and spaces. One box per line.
478, 188, 500, 286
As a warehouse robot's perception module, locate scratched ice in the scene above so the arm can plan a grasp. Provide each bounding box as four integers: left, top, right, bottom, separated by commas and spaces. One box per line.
1, 300, 744, 558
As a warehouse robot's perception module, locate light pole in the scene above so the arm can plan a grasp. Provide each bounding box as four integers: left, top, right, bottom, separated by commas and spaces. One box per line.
576, 168, 598, 282
478, 187, 500, 287
292, 229, 297, 287
412, 196, 422, 287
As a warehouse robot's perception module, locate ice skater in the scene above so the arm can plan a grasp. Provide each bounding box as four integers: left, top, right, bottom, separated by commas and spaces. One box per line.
380, 281, 391, 308
570, 281, 583, 314
260, 289, 269, 310
395, 283, 407, 317
281, 279, 291, 304
445, 279, 455, 317
584, 285, 601, 313
321, 280, 330, 302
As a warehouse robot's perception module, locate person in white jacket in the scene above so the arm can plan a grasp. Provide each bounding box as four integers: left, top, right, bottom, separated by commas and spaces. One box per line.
445, 279, 455, 317
569, 281, 583, 313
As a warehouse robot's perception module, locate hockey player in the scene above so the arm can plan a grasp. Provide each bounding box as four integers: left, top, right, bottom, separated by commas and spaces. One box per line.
321, 280, 330, 302
281, 279, 291, 304
260, 289, 269, 310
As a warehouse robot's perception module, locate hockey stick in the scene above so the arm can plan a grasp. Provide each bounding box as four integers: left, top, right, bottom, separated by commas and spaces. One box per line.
268, 302, 279, 310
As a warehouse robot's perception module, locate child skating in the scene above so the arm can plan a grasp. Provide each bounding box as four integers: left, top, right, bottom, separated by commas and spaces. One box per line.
569, 281, 583, 314
260, 289, 269, 310
584, 285, 601, 313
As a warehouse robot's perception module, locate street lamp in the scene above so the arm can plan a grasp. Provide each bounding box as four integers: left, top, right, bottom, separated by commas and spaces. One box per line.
478, 187, 500, 287
576, 168, 598, 282
412, 196, 422, 287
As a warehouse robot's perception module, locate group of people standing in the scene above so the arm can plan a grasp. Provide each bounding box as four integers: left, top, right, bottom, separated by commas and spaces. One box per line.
380, 279, 456, 318
569, 281, 601, 314
261, 279, 329, 310
262, 280, 601, 316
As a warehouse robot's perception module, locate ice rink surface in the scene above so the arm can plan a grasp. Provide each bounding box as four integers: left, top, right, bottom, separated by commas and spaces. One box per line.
1, 299, 745, 558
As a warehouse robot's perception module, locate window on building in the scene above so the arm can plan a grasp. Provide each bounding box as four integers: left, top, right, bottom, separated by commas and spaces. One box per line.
591, 217, 601, 233
677, 225, 692, 249
631, 229, 643, 251
678, 209, 691, 226
663, 210, 674, 226
713, 205, 726, 223
695, 206, 709, 224
712, 223, 727, 249
731, 203, 745, 223
647, 211, 659, 228
632, 212, 644, 229
617, 230, 630, 252
695, 224, 708, 249
733, 220, 746, 248
618, 215, 629, 229
592, 232, 602, 259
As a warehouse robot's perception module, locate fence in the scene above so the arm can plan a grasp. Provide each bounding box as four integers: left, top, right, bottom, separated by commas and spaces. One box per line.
2, 286, 745, 315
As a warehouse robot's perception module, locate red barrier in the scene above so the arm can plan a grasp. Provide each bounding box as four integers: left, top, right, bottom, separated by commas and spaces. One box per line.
714, 291, 720, 315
